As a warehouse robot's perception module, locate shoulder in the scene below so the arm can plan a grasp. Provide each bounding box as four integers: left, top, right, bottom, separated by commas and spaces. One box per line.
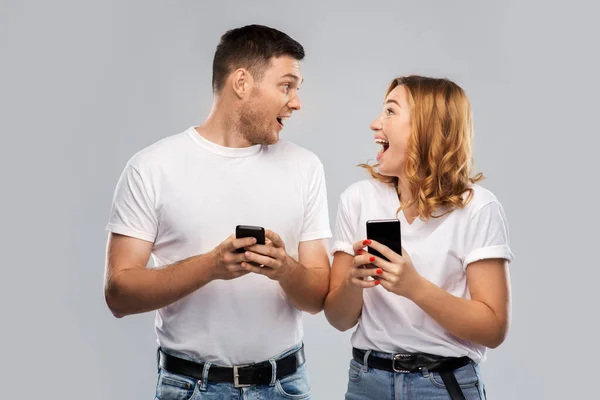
268, 139, 323, 167
463, 184, 502, 212
126, 129, 191, 172
340, 178, 393, 205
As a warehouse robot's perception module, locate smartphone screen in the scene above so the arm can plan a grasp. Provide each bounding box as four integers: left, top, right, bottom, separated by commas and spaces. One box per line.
366, 219, 402, 261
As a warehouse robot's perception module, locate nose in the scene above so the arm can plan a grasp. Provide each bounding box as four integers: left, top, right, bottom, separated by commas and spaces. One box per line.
288, 92, 302, 111
370, 115, 382, 131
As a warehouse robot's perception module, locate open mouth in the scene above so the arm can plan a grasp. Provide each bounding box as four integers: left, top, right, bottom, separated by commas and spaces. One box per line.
276, 117, 284, 127
375, 138, 390, 153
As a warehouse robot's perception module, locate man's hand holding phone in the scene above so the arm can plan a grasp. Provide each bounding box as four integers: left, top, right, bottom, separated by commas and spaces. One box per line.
238, 228, 296, 282
209, 234, 258, 281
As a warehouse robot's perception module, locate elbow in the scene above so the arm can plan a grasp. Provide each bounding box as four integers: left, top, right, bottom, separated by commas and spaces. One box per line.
323, 301, 357, 332
104, 279, 128, 319
484, 323, 509, 349
326, 314, 357, 332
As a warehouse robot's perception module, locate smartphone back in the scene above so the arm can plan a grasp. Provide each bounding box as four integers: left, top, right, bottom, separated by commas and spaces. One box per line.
366, 219, 402, 261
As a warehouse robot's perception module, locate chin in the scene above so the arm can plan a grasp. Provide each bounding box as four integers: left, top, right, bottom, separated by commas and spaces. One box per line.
377, 164, 398, 177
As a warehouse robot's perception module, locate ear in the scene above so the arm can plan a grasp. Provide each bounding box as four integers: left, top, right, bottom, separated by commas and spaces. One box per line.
231, 68, 254, 99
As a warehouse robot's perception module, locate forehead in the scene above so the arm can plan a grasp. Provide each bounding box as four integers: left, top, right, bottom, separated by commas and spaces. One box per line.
386, 85, 410, 105
263, 56, 302, 81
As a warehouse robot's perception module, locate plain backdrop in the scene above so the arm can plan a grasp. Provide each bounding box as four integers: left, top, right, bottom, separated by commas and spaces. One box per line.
1, 1, 598, 399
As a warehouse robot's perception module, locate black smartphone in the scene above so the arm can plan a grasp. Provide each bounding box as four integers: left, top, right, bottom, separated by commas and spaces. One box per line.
366, 219, 402, 262
235, 225, 266, 253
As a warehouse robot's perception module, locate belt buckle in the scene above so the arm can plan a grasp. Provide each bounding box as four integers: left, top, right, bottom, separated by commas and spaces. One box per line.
233, 364, 251, 388
392, 354, 411, 373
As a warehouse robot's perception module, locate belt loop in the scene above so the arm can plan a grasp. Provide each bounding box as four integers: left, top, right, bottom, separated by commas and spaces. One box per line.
199, 361, 211, 391
421, 366, 429, 378
269, 359, 277, 386
156, 347, 160, 373
362, 350, 372, 372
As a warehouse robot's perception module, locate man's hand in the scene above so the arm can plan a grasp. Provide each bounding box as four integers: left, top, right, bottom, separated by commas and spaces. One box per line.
239, 230, 296, 282
209, 234, 258, 281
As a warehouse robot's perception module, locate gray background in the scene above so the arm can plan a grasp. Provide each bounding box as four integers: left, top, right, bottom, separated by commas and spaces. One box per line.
1, 0, 598, 399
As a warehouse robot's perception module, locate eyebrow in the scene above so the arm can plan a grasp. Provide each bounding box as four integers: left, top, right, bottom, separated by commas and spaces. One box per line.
280, 73, 304, 84
385, 99, 401, 107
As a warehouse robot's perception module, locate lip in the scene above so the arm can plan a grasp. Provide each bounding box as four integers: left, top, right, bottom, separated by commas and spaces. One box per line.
276, 115, 291, 128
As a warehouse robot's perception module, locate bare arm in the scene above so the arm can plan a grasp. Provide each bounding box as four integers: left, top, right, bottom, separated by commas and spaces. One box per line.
364, 239, 512, 349
278, 238, 331, 314
323, 251, 366, 331
409, 258, 511, 348
240, 231, 330, 315
103, 232, 257, 318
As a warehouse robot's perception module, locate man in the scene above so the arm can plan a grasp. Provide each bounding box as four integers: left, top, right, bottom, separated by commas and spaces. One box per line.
104, 24, 331, 399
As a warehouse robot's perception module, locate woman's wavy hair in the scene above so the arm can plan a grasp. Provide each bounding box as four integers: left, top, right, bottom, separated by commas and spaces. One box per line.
360, 75, 484, 220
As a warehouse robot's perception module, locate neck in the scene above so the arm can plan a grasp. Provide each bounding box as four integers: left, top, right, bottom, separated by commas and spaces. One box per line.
397, 176, 419, 219
194, 96, 253, 148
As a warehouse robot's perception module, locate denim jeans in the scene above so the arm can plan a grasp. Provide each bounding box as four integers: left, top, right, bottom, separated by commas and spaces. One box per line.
345, 349, 487, 400
154, 343, 311, 400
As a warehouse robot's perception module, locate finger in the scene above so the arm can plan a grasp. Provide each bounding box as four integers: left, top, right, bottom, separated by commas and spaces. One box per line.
350, 265, 381, 279
367, 240, 401, 262
350, 277, 381, 288
245, 251, 280, 269
225, 262, 250, 273
368, 256, 400, 275
230, 236, 258, 252
352, 253, 378, 268
265, 230, 285, 248
240, 262, 273, 276
245, 244, 281, 259
352, 239, 372, 252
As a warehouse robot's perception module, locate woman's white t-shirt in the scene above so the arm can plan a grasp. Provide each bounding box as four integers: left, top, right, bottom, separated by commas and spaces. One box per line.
331, 179, 514, 364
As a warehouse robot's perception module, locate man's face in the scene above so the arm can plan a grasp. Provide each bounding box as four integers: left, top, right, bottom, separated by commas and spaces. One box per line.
238, 56, 303, 145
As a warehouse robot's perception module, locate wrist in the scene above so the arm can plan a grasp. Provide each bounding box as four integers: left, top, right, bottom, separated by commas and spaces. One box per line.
278, 255, 299, 283
405, 275, 428, 303
199, 251, 219, 281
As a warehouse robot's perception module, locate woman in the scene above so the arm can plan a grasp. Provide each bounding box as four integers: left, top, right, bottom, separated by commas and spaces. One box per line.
324, 75, 514, 400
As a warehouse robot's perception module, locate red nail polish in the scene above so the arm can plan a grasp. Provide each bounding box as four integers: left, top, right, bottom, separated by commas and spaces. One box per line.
374, 280, 380, 285
356, 249, 363, 255
376, 269, 383, 275
369, 257, 375, 262
363, 240, 371, 245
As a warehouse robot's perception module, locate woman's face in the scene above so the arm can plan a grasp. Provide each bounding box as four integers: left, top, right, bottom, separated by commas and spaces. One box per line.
370, 85, 412, 178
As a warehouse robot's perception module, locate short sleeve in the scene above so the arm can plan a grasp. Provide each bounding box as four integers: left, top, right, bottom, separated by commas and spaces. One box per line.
330, 191, 356, 256
463, 201, 515, 269
300, 161, 332, 242
105, 162, 158, 243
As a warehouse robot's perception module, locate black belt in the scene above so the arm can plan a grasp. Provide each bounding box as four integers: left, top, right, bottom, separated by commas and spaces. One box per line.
158, 345, 305, 388
353, 347, 471, 400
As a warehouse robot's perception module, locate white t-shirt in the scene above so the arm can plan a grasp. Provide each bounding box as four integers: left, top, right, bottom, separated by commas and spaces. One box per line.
331, 179, 514, 364
106, 126, 331, 365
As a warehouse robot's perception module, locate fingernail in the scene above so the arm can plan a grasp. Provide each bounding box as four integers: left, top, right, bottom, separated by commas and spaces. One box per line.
356, 249, 363, 255
376, 269, 383, 275
369, 257, 375, 262
363, 240, 371, 245
374, 280, 380, 285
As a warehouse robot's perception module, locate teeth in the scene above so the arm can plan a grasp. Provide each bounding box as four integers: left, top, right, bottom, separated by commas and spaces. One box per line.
375, 139, 389, 144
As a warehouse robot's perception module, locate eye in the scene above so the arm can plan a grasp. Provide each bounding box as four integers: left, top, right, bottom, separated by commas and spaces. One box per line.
385, 108, 394, 116
282, 83, 291, 94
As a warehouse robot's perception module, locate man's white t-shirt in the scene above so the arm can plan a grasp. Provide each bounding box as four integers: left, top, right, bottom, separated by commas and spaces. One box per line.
332, 179, 514, 364
106, 126, 331, 366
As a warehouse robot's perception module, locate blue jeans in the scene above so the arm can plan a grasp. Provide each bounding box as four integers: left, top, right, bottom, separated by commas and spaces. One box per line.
345, 350, 487, 400
154, 343, 311, 400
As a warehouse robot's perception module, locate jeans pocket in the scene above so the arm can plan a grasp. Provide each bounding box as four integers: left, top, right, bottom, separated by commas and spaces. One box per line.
275, 365, 312, 399
348, 359, 363, 383
428, 363, 479, 389
155, 368, 199, 400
